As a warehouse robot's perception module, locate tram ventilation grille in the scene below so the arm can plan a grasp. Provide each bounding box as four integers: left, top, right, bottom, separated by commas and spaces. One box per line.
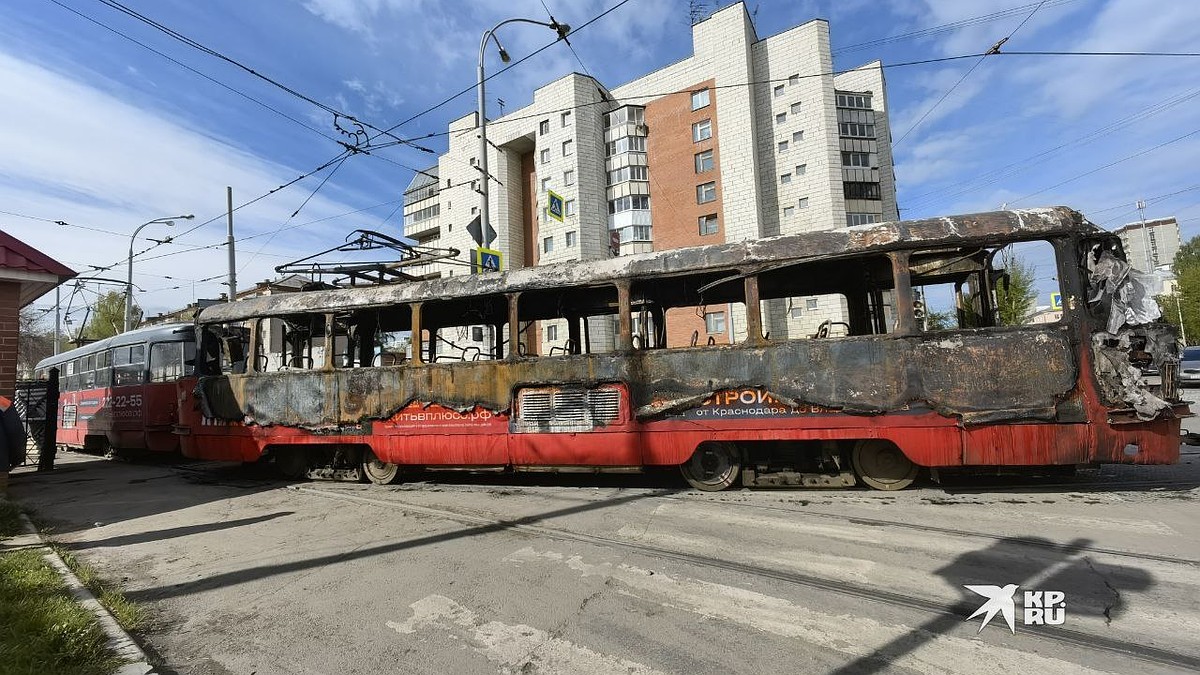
515, 387, 621, 432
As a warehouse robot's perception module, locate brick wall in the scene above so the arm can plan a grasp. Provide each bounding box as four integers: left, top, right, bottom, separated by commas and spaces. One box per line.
645, 78, 731, 348
0, 282, 19, 399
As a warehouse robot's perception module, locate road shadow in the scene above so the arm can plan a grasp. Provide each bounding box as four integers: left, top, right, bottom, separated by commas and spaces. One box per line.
68, 512, 295, 549
124, 487, 675, 603
827, 536, 1196, 675
5, 453, 283, 536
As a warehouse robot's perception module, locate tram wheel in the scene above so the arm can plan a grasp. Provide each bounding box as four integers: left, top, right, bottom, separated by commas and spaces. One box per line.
852, 440, 917, 491
680, 442, 741, 491
360, 449, 402, 485
275, 449, 309, 480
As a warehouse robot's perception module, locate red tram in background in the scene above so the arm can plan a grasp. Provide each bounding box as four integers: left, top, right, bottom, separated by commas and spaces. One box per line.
35, 324, 195, 455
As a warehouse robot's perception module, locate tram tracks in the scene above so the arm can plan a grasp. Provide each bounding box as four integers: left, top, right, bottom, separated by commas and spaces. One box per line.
289, 484, 1200, 672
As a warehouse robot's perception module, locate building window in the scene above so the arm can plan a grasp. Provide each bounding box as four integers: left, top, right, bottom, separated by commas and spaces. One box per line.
839, 122, 876, 138
547, 324, 558, 341
795, 163, 807, 176
608, 165, 648, 184
792, 130, 804, 143
541, 177, 551, 191
705, 311, 726, 334
798, 197, 809, 209
471, 206, 478, 215
847, 213, 880, 226
561, 111, 571, 127
564, 169, 575, 185
783, 206, 795, 218
469, 157, 477, 166
780, 173, 791, 184
695, 149, 714, 173
692, 119, 712, 142
691, 88, 710, 110
566, 231, 577, 247
543, 235, 554, 252
841, 152, 871, 167
539, 119, 550, 135
788, 74, 799, 85
790, 306, 803, 319
773, 84, 784, 98
836, 93, 872, 109
775, 112, 786, 124
844, 182, 882, 200
777, 140, 788, 153
791, 102, 802, 115
698, 214, 718, 235
471, 180, 479, 191
606, 136, 646, 156
562, 139, 573, 156
540, 148, 550, 163
806, 298, 819, 310
566, 199, 576, 216
696, 181, 717, 204
605, 106, 645, 128
471, 326, 484, 342
609, 194, 650, 213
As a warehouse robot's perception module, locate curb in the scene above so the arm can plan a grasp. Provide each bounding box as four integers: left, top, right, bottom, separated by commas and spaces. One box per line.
14, 510, 157, 675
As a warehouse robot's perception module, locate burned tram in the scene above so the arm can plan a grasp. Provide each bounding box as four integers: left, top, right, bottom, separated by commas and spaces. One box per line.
178, 207, 1186, 490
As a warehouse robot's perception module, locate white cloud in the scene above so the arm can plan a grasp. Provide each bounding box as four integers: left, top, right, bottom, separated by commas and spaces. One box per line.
0, 48, 372, 314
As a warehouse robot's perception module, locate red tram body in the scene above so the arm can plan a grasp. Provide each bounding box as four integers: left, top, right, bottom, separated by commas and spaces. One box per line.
173, 209, 1187, 490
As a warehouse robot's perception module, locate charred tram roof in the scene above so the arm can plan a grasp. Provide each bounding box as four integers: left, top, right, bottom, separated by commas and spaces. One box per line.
197, 207, 1096, 324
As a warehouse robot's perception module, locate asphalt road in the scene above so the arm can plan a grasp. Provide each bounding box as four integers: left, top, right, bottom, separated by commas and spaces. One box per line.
8, 449, 1200, 675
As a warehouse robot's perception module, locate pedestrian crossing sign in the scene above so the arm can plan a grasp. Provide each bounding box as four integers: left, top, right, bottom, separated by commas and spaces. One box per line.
1050, 292, 1061, 310
547, 190, 565, 223
473, 247, 503, 273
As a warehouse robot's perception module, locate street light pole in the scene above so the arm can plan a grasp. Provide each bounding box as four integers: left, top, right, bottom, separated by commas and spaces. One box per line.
477, 17, 570, 251
125, 214, 194, 332
1137, 199, 1152, 272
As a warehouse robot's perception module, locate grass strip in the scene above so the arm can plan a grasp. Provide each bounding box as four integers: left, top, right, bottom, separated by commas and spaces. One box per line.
0, 499, 22, 537
0, 549, 122, 675
51, 544, 150, 635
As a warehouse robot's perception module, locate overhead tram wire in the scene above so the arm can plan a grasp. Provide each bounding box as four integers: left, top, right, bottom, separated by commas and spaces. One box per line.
1007, 127, 1200, 206
93, 0, 439, 156
830, 0, 1081, 57
369, 0, 638, 141
892, 0, 1049, 148
901, 86, 1200, 212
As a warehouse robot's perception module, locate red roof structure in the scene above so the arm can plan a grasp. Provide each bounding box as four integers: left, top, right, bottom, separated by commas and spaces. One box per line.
0, 229, 77, 307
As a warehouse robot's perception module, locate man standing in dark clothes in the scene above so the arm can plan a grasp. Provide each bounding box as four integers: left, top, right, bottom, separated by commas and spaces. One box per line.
0, 395, 27, 496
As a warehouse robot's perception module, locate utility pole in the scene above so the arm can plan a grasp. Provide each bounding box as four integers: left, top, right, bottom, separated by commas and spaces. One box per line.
226, 186, 237, 300
53, 286, 61, 355
1137, 199, 1153, 272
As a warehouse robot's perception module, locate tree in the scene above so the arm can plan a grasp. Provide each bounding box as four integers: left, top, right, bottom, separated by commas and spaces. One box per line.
924, 310, 954, 331
1160, 235, 1200, 345
995, 253, 1037, 326
17, 307, 56, 377
83, 291, 138, 340
1174, 236, 1200, 273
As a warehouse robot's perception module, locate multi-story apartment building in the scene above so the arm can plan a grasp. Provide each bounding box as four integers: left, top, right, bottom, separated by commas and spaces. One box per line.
1115, 216, 1181, 273
402, 1, 898, 353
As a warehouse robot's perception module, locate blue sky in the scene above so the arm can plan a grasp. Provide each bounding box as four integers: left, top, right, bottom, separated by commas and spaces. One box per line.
1, 0, 1199, 322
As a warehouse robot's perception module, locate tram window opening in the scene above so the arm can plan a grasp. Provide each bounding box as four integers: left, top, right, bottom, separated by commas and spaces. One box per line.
149, 342, 185, 382
630, 272, 747, 348
995, 239, 1060, 326
95, 350, 111, 388
423, 294, 510, 362
199, 324, 249, 374
517, 285, 619, 357
113, 344, 147, 385
756, 254, 894, 339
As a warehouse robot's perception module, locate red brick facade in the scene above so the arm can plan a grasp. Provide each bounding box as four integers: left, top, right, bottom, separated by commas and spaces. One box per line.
0, 282, 20, 399
645, 79, 730, 347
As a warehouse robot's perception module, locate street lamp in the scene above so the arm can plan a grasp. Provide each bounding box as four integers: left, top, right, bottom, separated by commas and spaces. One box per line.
477, 17, 569, 251
125, 214, 194, 331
